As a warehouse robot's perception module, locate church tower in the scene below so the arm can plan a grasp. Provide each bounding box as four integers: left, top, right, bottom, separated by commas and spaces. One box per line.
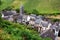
20, 5, 24, 15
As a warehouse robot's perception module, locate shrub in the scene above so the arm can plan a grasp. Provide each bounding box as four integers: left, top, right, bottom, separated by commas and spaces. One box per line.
32, 9, 39, 15
16, 8, 20, 13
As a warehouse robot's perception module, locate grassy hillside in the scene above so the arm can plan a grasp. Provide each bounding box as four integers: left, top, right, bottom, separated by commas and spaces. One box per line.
12, 0, 60, 14
24, 0, 60, 13
0, 20, 51, 40
1, 0, 60, 13
0, 0, 60, 14
0, 0, 14, 11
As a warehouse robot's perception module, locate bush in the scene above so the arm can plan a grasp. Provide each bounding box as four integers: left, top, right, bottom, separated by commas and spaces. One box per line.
16, 8, 20, 13
32, 9, 39, 15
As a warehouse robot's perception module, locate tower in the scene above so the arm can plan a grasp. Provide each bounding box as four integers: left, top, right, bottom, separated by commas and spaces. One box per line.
18, 5, 24, 23
20, 5, 24, 15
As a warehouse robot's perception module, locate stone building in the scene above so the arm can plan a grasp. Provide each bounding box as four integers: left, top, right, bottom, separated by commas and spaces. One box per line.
2, 10, 16, 22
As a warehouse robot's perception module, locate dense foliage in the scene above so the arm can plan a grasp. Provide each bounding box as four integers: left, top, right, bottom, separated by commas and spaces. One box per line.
0, 20, 51, 40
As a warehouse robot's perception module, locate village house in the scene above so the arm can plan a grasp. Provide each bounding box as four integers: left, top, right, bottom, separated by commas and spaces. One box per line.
2, 10, 17, 22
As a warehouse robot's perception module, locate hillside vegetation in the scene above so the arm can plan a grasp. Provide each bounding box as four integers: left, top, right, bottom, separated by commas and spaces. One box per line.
11, 0, 60, 14
0, 20, 51, 40
0, 0, 14, 11
1, 0, 60, 14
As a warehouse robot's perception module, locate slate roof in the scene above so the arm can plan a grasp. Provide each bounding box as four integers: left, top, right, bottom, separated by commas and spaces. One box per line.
30, 14, 36, 17
41, 21, 49, 27
2, 11, 16, 16
35, 18, 49, 27
36, 15, 42, 18
30, 14, 36, 19
35, 18, 42, 24
36, 15, 45, 20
